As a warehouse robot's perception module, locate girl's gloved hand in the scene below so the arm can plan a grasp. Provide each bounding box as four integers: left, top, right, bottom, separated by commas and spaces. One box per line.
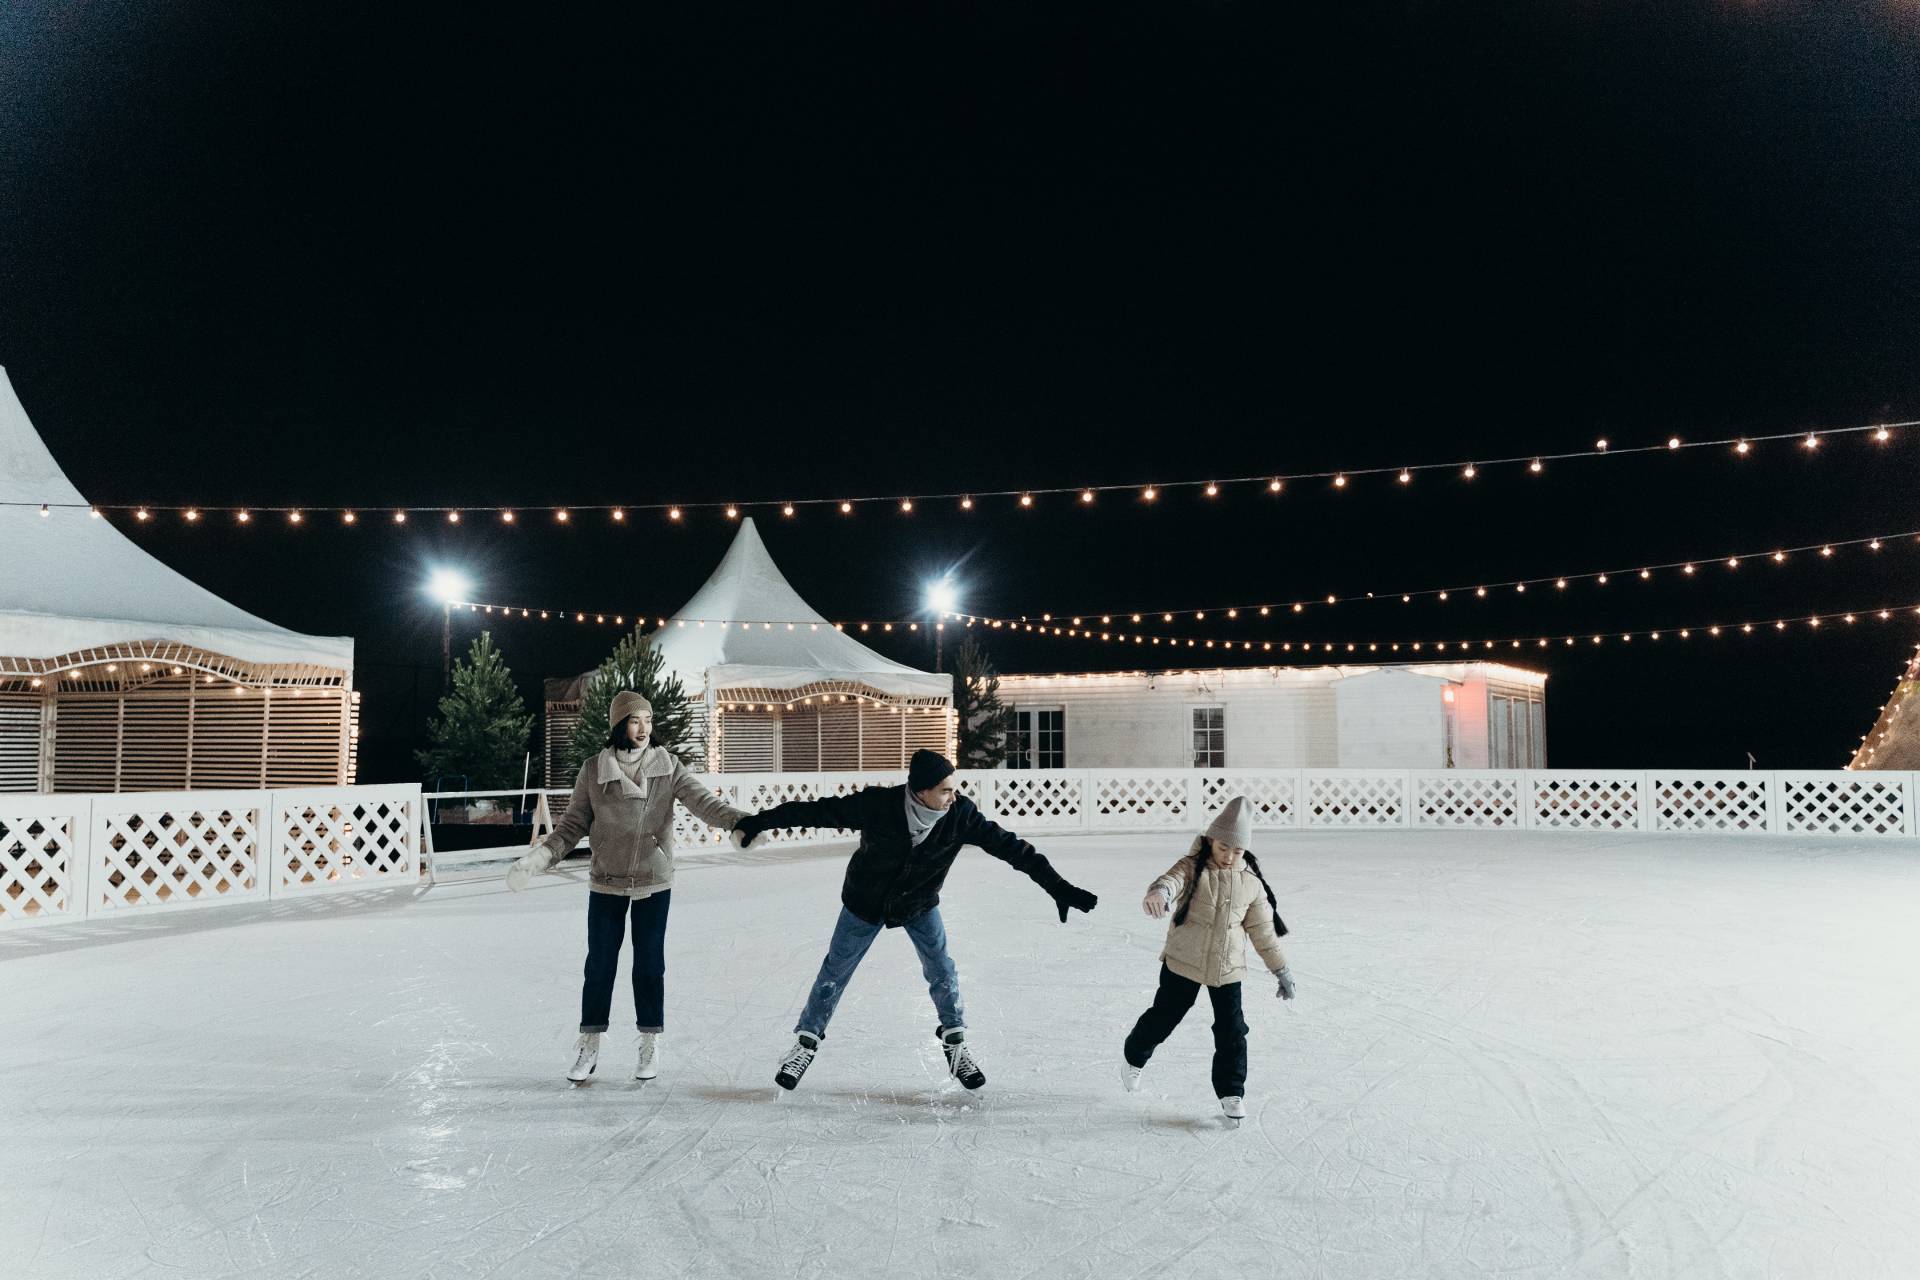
1274, 967, 1295, 1000
1143, 887, 1170, 919
505, 847, 551, 892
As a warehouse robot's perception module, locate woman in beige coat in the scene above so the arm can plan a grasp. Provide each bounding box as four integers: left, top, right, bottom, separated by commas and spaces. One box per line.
1120, 795, 1294, 1120
505, 689, 747, 1085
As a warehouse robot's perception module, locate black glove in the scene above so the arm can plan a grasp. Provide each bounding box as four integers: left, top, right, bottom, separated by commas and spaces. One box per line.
1046, 879, 1098, 924
732, 814, 767, 849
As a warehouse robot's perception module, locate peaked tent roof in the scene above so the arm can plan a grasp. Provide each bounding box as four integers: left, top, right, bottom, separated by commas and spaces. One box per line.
0, 367, 354, 671
1850, 645, 1920, 770
649, 518, 949, 699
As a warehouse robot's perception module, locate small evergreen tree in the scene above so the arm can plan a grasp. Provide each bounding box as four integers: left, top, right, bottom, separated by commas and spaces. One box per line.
952, 636, 1015, 769
562, 626, 696, 780
414, 632, 535, 789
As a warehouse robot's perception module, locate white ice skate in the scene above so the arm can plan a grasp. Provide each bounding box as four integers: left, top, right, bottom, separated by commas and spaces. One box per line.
1220, 1095, 1247, 1123
635, 1032, 660, 1080
567, 1032, 601, 1085
775, 1033, 819, 1091
1120, 1060, 1144, 1093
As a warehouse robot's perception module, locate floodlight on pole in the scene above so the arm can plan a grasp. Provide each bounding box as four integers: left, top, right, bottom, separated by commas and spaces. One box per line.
426, 569, 475, 688
925, 579, 960, 672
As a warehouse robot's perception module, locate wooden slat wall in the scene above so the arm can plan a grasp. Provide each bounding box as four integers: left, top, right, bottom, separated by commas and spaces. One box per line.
819, 703, 862, 770
545, 701, 581, 789
183, 687, 269, 788
51, 697, 120, 792
720, 711, 777, 772
780, 708, 821, 771
266, 691, 353, 786
0, 690, 43, 792
119, 689, 192, 791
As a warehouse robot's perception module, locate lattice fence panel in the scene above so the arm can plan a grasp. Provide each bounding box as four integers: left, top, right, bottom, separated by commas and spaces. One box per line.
271, 786, 418, 895
0, 800, 85, 925
1413, 772, 1523, 829
1091, 773, 1191, 828
981, 772, 1085, 830
1650, 774, 1772, 834
1200, 774, 1301, 828
1307, 772, 1409, 828
1530, 773, 1643, 831
1780, 774, 1912, 838
91, 793, 263, 913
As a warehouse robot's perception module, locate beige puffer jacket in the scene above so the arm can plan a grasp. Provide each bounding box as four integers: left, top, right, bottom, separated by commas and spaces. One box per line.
530, 746, 746, 894
1151, 839, 1289, 987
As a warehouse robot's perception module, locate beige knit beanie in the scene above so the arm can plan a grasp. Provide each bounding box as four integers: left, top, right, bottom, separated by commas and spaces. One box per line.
609, 689, 653, 730
1203, 795, 1254, 848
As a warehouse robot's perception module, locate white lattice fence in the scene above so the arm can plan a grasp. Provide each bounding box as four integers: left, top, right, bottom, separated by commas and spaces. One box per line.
1650, 773, 1772, 834
1530, 772, 1644, 832
1200, 774, 1302, 828
1092, 772, 1192, 828
270, 785, 419, 896
1413, 772, 1524, 829
0, 797, 90, 928
974, 771, 1086, 831
1307, 771, 1410, 828
1779, 773, 1913, 837
89, 791, 265, 915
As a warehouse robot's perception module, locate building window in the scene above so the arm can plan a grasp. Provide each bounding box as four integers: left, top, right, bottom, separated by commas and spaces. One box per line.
1191, 706, 1225, 767
1490, 694, 1546, 769
1009, 708, 1065, 769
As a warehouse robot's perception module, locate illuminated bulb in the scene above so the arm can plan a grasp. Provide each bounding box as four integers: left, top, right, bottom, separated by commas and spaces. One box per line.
1639, 568, 1651, 580
288, 511, 303, 524
136, 508, 150, 521
840, 501, 853, 514
1325, 595, 1336, 605
1529, 459, 1543, 473
1463, 463, 1476, 479
185, 509, 199, 522
501, 510, 515, 523
1773, 551, 1786, 562
1475, 586, 1486, 597
1293, 603, 1303, 613
784, 503, 796, 517
447, 511, 460, 523
669, 507, 682, 521
1683, 564, 1695, 575
611, 508, 627, 522
725, 505, 739, 519
38, 503, 48, 517
900, 499, 913, 513
1870, 539, 1882, 550
1438, 591, 1449, 601
1776, 620, 1787, 630
1163, 612, 1174, 622
1258, 606, 1269, 616
394, 511, 407, 523
1333, 474, 1347, 488
1821, 546, 1833, 557
556, 509, 570, 522
1667, 436, 1681, 450
343, 511, 357, 524
1727, 558, 1739, 568
1736, 439, 1751, 454
1595, 438, 1608, 451
89, 507, 101, 518
1204, 482, 1219, 497
1875, 426, 1891, 442
1597, 574, 1608, 584
1268, 478, 1282, 492
1019, 494, 1033, 508
1398, 469, 1411, 484
1132, 614, 1142, 622
1402, 595, 1411, 603
1142, 487, 1157, 502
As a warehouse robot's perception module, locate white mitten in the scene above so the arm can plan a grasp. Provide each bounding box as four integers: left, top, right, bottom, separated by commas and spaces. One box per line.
1142, 886, 1171, 919
505, 847, 552, 892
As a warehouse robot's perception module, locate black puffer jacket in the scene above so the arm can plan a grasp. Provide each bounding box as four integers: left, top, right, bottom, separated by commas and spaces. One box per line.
744, 785, 1064, 927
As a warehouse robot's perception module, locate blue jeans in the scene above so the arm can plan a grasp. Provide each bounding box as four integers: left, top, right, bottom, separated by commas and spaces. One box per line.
795, 906, 964, 1038
580, 889, 671, 1033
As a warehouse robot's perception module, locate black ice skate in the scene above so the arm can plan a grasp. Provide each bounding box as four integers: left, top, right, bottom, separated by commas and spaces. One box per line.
775, 1033, 819, 1091
938, 1026, 986, 1091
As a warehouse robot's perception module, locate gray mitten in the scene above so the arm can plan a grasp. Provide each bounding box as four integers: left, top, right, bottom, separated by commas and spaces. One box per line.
1274, 967, 1295, 1000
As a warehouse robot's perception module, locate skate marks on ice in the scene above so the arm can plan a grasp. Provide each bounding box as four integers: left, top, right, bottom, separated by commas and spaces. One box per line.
2, 831, 1918, 1278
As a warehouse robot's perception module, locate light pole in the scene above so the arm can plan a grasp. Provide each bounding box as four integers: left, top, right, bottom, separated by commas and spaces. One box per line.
426, 569, 474, 690
925, 579, 959, 673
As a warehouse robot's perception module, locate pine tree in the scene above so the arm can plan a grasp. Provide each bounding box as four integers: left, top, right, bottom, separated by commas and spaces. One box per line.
952, 636, 1015, 769
562, 626, 696, 780
414, 632, 535, 789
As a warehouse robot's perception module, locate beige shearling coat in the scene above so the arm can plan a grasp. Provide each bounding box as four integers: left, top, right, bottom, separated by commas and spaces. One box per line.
1151, 840, 1289, 987
531, 746, 746, 895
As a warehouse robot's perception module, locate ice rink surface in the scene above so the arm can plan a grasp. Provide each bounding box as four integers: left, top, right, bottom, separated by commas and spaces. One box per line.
4, 830, 1918, 1279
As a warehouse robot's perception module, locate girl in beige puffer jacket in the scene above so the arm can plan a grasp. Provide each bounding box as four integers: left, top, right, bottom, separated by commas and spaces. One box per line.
1120, 796, 1293, 1119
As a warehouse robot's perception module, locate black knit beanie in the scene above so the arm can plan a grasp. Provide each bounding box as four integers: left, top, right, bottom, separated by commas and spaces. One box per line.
908, 748, 955, 792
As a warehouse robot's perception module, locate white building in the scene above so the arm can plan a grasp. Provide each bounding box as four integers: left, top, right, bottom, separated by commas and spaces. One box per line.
992, 662, 1546, 770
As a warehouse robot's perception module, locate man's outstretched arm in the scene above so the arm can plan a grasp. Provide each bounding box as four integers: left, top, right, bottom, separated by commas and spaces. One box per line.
962, 807, 1098, 923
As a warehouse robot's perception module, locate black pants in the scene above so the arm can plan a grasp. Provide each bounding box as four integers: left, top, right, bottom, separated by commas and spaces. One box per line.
580, 889, 671, 1033
1124, 963, 1248, 1098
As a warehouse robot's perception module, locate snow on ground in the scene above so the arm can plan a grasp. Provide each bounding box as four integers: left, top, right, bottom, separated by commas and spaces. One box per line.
3, 830, 1919, 1280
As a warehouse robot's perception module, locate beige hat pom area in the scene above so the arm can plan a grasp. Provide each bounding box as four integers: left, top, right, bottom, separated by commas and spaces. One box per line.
609, 689, 654, 729
1203, 795, 1254, 848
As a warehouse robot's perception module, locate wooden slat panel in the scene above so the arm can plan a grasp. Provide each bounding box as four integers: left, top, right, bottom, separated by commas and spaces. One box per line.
720, 711, 777, 772
51, 696, 120, 792
187, 687, 269, 788
780, 708, 820, 771
0, 690, 42, 793
819, 703, 862, 771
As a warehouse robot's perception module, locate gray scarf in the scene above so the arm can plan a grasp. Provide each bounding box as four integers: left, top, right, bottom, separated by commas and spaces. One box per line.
903, 789, 944, 847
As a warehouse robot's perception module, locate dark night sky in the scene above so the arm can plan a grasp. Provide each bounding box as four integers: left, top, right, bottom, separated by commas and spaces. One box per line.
3, 2, 1917, 780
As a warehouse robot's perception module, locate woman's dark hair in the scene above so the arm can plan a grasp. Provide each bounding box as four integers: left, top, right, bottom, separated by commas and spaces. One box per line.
606, 722, 651, 751
1170, 837, 1288, 937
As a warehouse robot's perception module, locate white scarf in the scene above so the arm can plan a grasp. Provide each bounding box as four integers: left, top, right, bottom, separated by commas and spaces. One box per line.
903, 789, 943, 847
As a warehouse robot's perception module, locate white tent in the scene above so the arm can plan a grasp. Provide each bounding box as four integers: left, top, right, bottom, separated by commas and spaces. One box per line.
0, 368, 357, 791
546, 518, 952, 774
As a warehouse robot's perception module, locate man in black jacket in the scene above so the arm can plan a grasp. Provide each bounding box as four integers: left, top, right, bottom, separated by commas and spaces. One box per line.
732, 749, 1097, 1091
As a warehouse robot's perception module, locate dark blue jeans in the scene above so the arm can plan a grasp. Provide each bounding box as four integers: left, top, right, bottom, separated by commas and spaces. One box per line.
580, 889, 671, 1033
1124, 963, 1249, 1098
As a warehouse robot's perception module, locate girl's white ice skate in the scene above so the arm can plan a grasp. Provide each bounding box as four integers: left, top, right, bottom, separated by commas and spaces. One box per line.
1219, 1095, 1246, 1123
567, 1032, 601, 1085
